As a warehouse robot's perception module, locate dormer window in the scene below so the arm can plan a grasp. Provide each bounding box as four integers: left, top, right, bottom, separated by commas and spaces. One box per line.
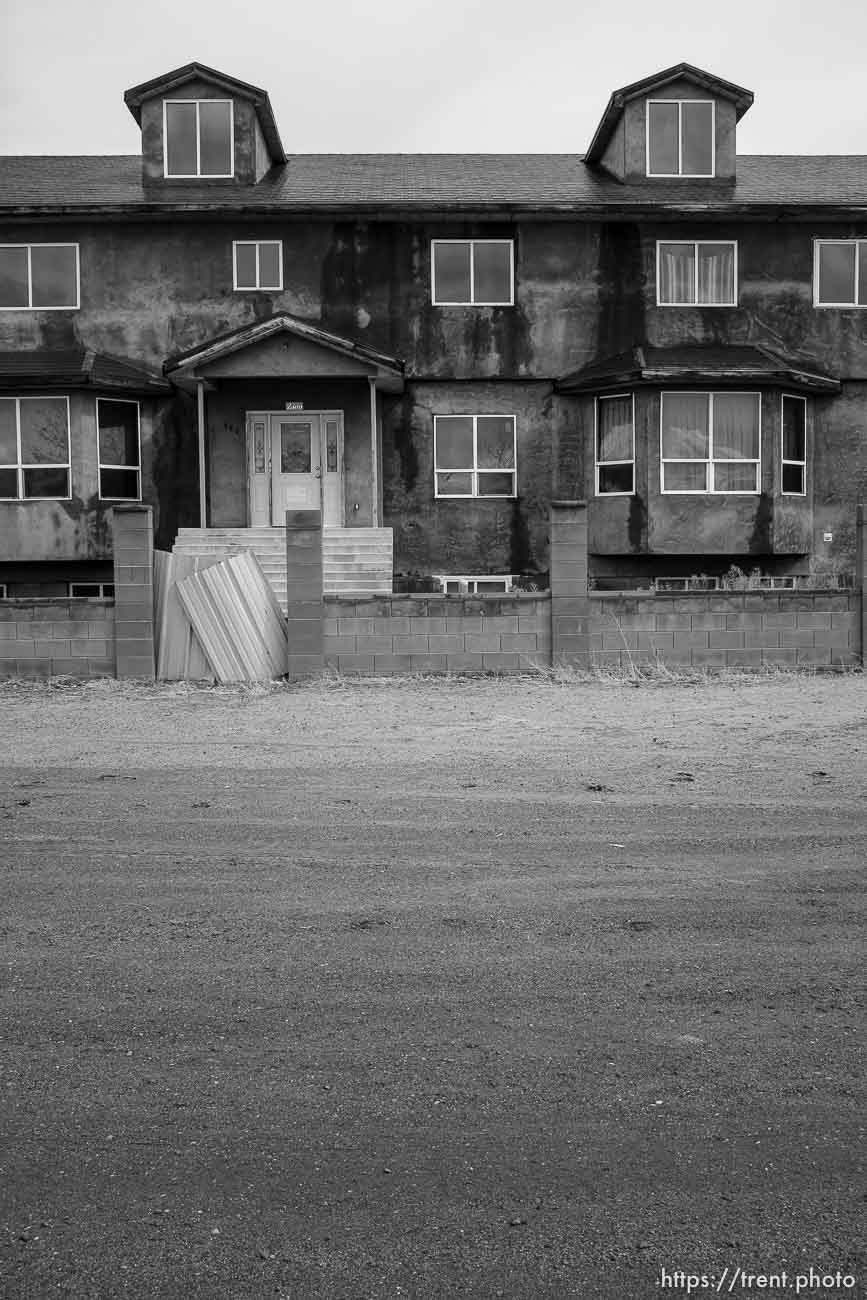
164, 99, 233, 177
647, 100, 714, 177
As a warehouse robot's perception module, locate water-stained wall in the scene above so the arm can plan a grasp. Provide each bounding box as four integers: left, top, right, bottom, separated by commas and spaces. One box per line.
382, 381, 553, 581
0, 212, 864, 577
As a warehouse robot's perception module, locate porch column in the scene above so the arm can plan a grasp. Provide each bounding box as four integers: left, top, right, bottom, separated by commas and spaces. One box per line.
196, 379, 207, 526
368, 378, 380, 527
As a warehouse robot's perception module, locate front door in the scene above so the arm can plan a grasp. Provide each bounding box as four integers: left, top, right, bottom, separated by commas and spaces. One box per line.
247, 411, 344, 527
270, 414, 321, 521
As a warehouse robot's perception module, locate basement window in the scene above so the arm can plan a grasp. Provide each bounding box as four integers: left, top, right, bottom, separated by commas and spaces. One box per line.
98, 398, 141, 500
233, 241, 283, 290
434, 414, 516, 497
657, 241, 736, 306
660, 392, 760, 493
781, 394, 807, 495
0, 244, 79, 310
596, 394, 635, 495
431, 240, 513, 305
814, 240, 867, 306
164, 99, 233, 177
647, 100, 715, 177
433, 575, 515, 594
69, 582, 115, 598
0, 396, 71, 499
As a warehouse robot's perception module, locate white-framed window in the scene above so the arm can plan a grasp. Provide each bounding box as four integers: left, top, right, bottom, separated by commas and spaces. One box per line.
69, 582, 115, 598
813, 239, 867, 307
0, 396, 71, 500
434, 414, 516, 497
595, 394, 635, 495
646, 100, 715, 177
433, 575, 516, 594
657, 241, 737, 306
233, 241, 283, 291
431, 240, 514, 306
660, 392, 761, 494
97, 398, 141, 500
0, 244, 80, 310
781, 394, 807, 496
164, 99, 234, 178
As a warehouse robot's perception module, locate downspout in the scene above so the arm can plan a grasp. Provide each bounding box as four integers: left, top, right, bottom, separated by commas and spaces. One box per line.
196, 379, 207, 527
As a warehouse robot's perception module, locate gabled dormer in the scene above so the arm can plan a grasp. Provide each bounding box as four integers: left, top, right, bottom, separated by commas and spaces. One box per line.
123, 62, 286, 186
584, 63, 753, 184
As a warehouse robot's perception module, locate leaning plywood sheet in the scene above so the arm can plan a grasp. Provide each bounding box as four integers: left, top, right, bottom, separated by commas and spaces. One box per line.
223, 552, 287, 678
156, 552, 222, 681
152, 549, 171, 667
175, 550, 287, 683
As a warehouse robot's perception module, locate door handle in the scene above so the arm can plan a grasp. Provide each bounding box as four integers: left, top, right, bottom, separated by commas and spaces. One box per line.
314, 467, 322, 478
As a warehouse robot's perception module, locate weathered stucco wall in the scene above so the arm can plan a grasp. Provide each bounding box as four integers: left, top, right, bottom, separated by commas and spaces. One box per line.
0, 213, 864, 576
381, 381, 552, 581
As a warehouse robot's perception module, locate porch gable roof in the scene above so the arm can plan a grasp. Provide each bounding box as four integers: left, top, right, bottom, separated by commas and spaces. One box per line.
164, 313, 405, 389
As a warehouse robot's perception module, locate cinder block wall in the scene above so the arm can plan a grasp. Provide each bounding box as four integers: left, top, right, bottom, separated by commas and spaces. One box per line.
0, 600, 116, 678
323, 594, 552, 674
551, 500, 863, 670
587, 591, 859, 669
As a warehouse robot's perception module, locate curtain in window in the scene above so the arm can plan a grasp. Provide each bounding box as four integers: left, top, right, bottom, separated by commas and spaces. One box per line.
661, 394, 709, 458
659, 245, 695, 303
712, 394, 759, 459
598, 396, 632, 462
697, 245, 734, 304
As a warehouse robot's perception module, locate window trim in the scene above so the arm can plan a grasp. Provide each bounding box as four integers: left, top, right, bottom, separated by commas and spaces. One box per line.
659, 391, 762, 495
433, 413, 517, 498
97, 397, 142, 501
813, 238, 867, 308
0, 395, 72, 500
232, 240, 284, 291
781, 393, 807, 497
595, 393, 635, 496
0, 243, 80, 311
163, 98, 235, 179
646, 99, 716, 178
656, 240, 738, 306
430, 239, 515, 306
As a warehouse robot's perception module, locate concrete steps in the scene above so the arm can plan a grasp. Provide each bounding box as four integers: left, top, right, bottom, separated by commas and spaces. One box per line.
172, 526, 393, 608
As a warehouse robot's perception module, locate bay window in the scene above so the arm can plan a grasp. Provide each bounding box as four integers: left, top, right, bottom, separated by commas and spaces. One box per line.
0, 396, 71, 499
596, 394, 635, 494
661, 392, 760, 493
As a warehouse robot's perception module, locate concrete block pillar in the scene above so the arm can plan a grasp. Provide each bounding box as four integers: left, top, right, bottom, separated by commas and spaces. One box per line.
286, 509, 324, 679
550, 500, 591, 666
112, 504, 155, 680
857, 504, 866, 665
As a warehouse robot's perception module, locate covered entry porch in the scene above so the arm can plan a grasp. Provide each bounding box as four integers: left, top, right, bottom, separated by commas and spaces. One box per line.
164, 313, 403, 599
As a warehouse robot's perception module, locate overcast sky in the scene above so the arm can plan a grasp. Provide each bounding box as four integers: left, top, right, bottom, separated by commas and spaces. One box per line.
2, 0, 866, 157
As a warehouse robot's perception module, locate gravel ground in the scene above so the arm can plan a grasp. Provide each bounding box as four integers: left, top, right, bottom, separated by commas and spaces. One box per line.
0, 674, 865, 1299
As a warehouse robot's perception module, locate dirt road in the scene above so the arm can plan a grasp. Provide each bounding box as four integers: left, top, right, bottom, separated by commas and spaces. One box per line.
1, 676, 865, 1298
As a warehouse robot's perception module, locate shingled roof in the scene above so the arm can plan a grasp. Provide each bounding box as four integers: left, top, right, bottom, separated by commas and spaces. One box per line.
1, 153, 866, 215
0, 348, 172, 393
556, 345, 841, 394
